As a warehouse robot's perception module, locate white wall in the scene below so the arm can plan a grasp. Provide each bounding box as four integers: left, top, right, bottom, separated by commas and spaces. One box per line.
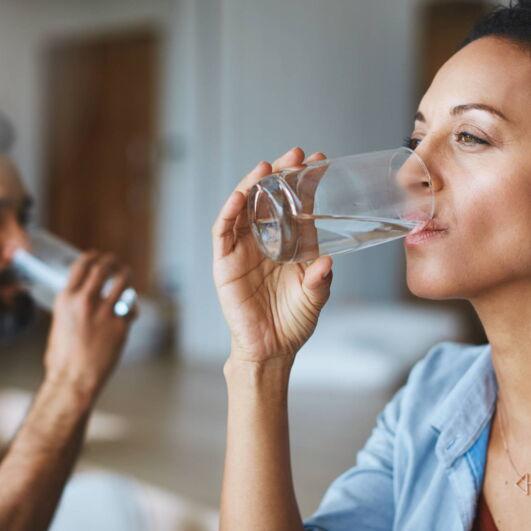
0, 0, 428, 362
174, 0, 424, 361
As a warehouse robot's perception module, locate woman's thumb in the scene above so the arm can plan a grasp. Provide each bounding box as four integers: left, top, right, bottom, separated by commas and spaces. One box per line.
302, 256, 333, 309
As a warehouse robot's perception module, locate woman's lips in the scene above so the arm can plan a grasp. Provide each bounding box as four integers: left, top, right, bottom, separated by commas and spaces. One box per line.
404, 219, 448, 247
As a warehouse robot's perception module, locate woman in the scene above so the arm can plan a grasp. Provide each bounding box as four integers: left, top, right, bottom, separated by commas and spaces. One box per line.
213, 2, 531, 529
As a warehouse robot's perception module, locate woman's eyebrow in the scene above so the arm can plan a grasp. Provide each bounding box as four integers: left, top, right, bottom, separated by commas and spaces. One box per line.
450, 103, 508, 121
414, 103, 509, 123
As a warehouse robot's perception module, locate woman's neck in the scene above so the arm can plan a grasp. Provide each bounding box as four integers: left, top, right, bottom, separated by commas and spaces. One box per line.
471, 279, 531, 438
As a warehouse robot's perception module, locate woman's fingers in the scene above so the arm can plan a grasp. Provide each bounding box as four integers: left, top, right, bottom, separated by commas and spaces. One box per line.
233, 148, 304, 236
231, 160, 275, 236
302, 255, 333, 309
304, 151, 327, 164
213, 147, 319, 259
271, 146, 305, 172
235, 161, 273, 196
214, 154, 282, 258
233, 147, 310, 197
212, 190, 248, 259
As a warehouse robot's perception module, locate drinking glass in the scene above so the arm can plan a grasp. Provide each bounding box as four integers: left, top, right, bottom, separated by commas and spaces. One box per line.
248, 146, 434, 262
11, 228, 137, 317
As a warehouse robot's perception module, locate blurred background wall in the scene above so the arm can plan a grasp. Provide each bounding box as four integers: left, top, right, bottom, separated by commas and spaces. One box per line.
0, 0, 493, 363
180, 0, 421, 360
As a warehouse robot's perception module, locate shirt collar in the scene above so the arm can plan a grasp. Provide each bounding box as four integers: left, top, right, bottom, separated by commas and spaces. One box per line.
429, 344, 497, 468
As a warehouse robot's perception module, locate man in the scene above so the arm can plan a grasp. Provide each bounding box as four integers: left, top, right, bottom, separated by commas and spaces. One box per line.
0, 153, 134, 530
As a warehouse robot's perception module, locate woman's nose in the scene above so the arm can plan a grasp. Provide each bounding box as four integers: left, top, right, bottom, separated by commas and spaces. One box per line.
413, 142, 444, 194
396, 149, 443, 194
396, 152, 429, 191
394, 149, 435, 219
0, 212, 30, 268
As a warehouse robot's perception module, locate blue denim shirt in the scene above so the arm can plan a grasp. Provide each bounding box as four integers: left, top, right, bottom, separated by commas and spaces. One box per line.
304, 341, 497, 531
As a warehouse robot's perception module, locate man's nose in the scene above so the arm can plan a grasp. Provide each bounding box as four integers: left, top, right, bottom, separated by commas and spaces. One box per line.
0, 212, 30, 268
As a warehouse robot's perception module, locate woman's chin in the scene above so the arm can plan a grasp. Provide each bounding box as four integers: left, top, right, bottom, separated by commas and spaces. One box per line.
405, 267, 457, 300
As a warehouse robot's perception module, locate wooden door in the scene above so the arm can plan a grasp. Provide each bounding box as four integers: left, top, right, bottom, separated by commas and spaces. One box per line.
45, 30, 159, 293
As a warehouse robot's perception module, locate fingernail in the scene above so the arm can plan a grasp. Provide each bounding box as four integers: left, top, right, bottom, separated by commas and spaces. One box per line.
322, 270, 332, 280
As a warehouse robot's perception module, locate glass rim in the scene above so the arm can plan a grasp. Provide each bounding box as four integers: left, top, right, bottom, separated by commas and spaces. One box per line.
247, 145, 436, 226
251, 146, 435, 220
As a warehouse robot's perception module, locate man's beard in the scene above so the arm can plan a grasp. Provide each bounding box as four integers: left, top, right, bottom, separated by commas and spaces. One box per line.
0, 268, 36, 341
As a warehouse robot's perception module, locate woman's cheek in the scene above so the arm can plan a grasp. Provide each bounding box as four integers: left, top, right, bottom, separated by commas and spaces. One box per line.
406, 158, 531, 298
462, 176, 531, 281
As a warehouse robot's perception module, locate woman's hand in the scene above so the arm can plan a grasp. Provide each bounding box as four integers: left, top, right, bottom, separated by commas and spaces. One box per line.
43, 252, 135, 402
213, 147, 333, 367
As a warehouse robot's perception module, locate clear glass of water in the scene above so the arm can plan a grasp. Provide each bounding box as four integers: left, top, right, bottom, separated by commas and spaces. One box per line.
248, 147, 434, 262
10, 228, 137, 317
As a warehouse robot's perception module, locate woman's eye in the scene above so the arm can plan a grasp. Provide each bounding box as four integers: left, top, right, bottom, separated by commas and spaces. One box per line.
455, 131, 489, 146
403, 131, 489, 151
403, 136, 421, 150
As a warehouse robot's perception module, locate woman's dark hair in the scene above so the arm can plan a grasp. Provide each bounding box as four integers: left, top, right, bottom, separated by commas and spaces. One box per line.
461, 0, 531, 52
